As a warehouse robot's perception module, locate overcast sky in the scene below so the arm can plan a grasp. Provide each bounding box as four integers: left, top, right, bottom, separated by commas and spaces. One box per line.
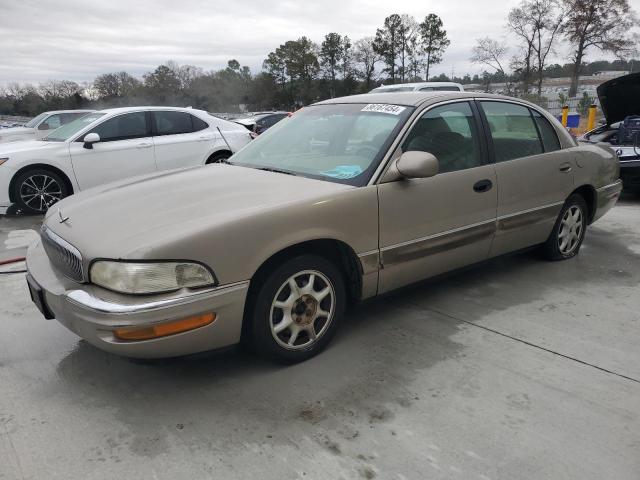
0, 0, 625, 86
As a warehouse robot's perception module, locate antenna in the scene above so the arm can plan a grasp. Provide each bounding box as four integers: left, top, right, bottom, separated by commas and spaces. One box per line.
216, 126, 233, 152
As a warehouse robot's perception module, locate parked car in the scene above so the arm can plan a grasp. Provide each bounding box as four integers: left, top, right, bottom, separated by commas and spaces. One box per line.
26, 92, 621, 362
579, 72, 640, 193
235, 112, 290, 135
370, 82, 464, 94
0, 110, 94, 143
0, 107, 251, 214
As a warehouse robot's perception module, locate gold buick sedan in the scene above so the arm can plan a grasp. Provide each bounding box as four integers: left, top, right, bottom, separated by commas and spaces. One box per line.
26, 92, 621, 362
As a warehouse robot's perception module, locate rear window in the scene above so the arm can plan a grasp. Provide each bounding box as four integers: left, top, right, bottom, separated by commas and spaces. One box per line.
531, 110, 561, 152
154, 111, 193, 135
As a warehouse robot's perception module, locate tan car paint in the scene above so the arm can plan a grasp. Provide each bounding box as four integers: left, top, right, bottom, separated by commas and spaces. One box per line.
29, 91, 621, 358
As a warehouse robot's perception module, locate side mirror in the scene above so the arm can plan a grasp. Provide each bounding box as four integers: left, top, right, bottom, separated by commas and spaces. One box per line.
38, 123, 50, 131
83, 132, 100, 149
396, 151, 439, 179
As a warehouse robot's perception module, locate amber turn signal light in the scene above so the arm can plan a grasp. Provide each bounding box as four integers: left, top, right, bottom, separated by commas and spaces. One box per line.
114, 313, 216, 341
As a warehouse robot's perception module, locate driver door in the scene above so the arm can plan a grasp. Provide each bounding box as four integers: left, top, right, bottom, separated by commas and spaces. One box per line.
377, 101, 498, 293
68, 111, 156, 190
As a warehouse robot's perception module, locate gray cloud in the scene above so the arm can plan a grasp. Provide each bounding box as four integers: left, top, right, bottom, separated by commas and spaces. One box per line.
0, 0, 614, 85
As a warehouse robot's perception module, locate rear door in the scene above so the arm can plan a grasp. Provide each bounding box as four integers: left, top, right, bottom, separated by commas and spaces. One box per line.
69, 111, 156, 189
377, 101, 498, 293
477, 100, 575, 256
151, 111, 212, 170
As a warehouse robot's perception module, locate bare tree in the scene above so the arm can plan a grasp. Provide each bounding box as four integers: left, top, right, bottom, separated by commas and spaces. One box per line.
353, 37, 381, 90
561, 0, 638, 96
471, 37, 513, 93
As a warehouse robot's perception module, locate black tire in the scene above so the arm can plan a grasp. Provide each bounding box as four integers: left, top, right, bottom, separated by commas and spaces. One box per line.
541, 193, 588, 261
247, 254, 346, 363
12, 168, 69, 214
205, 151, 232, 164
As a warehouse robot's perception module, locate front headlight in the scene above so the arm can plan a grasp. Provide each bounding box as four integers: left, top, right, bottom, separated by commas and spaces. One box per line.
90, 261, 216, 294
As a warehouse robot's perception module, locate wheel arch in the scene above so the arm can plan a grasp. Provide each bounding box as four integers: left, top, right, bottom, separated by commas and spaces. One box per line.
205, 149, 233, 164
8, 163, 74, 204
241, 238, 364, 339
570, 184, 597, 224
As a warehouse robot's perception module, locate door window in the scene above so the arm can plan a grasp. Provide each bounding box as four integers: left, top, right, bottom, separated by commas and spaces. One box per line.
480, 101, 543, 162
191, 115, 209, 132
402, 102, 483, 173
60, 112, 88, 125
43, 114, 62, 130
153, 111, 195, 136
531, 110, 561, 152
88, 112, 148, 142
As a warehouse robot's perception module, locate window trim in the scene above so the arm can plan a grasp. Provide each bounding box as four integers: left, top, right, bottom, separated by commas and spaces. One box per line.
72, 111, 151, 143
529, 108, 561, 153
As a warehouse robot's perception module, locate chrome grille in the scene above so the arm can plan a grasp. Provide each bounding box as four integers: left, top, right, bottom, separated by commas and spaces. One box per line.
41, 227, 85, 282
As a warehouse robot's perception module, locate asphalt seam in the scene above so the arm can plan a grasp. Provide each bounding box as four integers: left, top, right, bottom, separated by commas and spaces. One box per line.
422, 305, 640, 385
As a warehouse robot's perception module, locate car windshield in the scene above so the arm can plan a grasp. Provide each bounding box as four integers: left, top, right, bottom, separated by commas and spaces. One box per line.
42, 112, 105, 142
230, 103, 413, 186
24, 113, 49, 128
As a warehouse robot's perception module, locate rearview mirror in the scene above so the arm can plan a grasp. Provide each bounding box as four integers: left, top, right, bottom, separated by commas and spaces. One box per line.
83, 132, 100, 149
396, 151, 439, 179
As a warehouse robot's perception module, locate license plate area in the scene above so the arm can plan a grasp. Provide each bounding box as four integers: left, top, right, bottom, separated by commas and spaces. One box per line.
26, 274, 55, 320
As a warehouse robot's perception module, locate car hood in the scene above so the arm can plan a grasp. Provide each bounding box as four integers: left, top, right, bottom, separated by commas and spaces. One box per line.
45, 164, 354, 259
597, 72, 640, 125
0, 139, 61, 155
0, 127, 35, 137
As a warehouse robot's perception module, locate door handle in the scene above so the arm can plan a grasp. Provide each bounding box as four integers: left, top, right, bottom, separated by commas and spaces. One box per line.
473, 179, 493, 193
137, 142, 152, 149
559, 162, 572, 172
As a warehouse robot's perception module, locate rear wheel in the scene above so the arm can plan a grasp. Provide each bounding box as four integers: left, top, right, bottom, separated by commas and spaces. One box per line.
248, 255, 345, 362
12, 168, 69, 214
541, 194, 588, 260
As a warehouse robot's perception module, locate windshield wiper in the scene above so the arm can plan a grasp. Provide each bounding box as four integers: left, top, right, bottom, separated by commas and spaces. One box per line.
255, 167, 296, 176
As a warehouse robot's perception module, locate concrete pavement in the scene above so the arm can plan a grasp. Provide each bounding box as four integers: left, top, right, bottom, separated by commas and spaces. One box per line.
0, 197, 639, 480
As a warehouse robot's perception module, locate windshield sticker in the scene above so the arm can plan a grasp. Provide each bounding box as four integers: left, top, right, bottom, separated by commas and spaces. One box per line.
361, 104, 407, 115
322, 165, 363, 179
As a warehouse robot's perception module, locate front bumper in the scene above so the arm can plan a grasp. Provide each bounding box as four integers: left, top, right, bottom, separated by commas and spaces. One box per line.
26, 239, 249, 358
620, 159, 640, 191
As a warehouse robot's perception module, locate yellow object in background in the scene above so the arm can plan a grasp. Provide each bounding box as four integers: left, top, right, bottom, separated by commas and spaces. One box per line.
561, 105, 569, 127
587, 104, 597, 131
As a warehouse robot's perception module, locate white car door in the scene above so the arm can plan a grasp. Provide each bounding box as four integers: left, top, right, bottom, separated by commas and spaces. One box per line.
68, 111, 156, 190
151, 111, 213, 170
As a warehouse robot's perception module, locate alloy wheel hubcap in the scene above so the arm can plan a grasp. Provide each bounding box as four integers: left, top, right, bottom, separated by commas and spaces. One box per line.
20, 174, 63, 212
558, 205, 583, 255
270, 270, 335, 350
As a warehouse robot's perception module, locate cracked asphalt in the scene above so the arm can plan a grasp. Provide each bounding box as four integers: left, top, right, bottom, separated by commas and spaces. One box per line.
1, 195, 639, 480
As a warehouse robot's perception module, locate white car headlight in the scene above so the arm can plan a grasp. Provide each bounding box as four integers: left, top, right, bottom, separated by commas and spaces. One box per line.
90, 261, 216, 294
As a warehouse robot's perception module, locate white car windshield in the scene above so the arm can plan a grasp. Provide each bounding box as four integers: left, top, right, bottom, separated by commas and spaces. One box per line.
43, 112, 106, 142
230, 103, 413, 186
24, 113, 49, 128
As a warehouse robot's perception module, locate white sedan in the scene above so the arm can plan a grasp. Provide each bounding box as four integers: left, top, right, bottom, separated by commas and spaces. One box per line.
0, 110, 95, 143
0, 106, 252, 213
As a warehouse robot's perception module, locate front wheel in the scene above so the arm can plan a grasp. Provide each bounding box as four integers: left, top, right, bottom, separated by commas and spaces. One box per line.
12, 168, 69, 214
248, 255, 346, 362
541, 194, 588, 260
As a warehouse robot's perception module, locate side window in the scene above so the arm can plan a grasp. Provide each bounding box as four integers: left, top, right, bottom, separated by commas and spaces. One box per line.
402, 102, 483, 174
60, 112, 87, 125
44, 114, 62, 129
89, 112, 147, 142
531, 110, 561, 152
480, 101, 543, 162
191, 115, 209, 132
154, 111, 194, 136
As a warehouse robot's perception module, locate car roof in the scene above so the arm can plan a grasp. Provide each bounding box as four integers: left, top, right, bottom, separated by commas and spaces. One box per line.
44, 109, 95, 114
316, 91, 507, 107
97, 106, 206, 115
374, 82, 463, 89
